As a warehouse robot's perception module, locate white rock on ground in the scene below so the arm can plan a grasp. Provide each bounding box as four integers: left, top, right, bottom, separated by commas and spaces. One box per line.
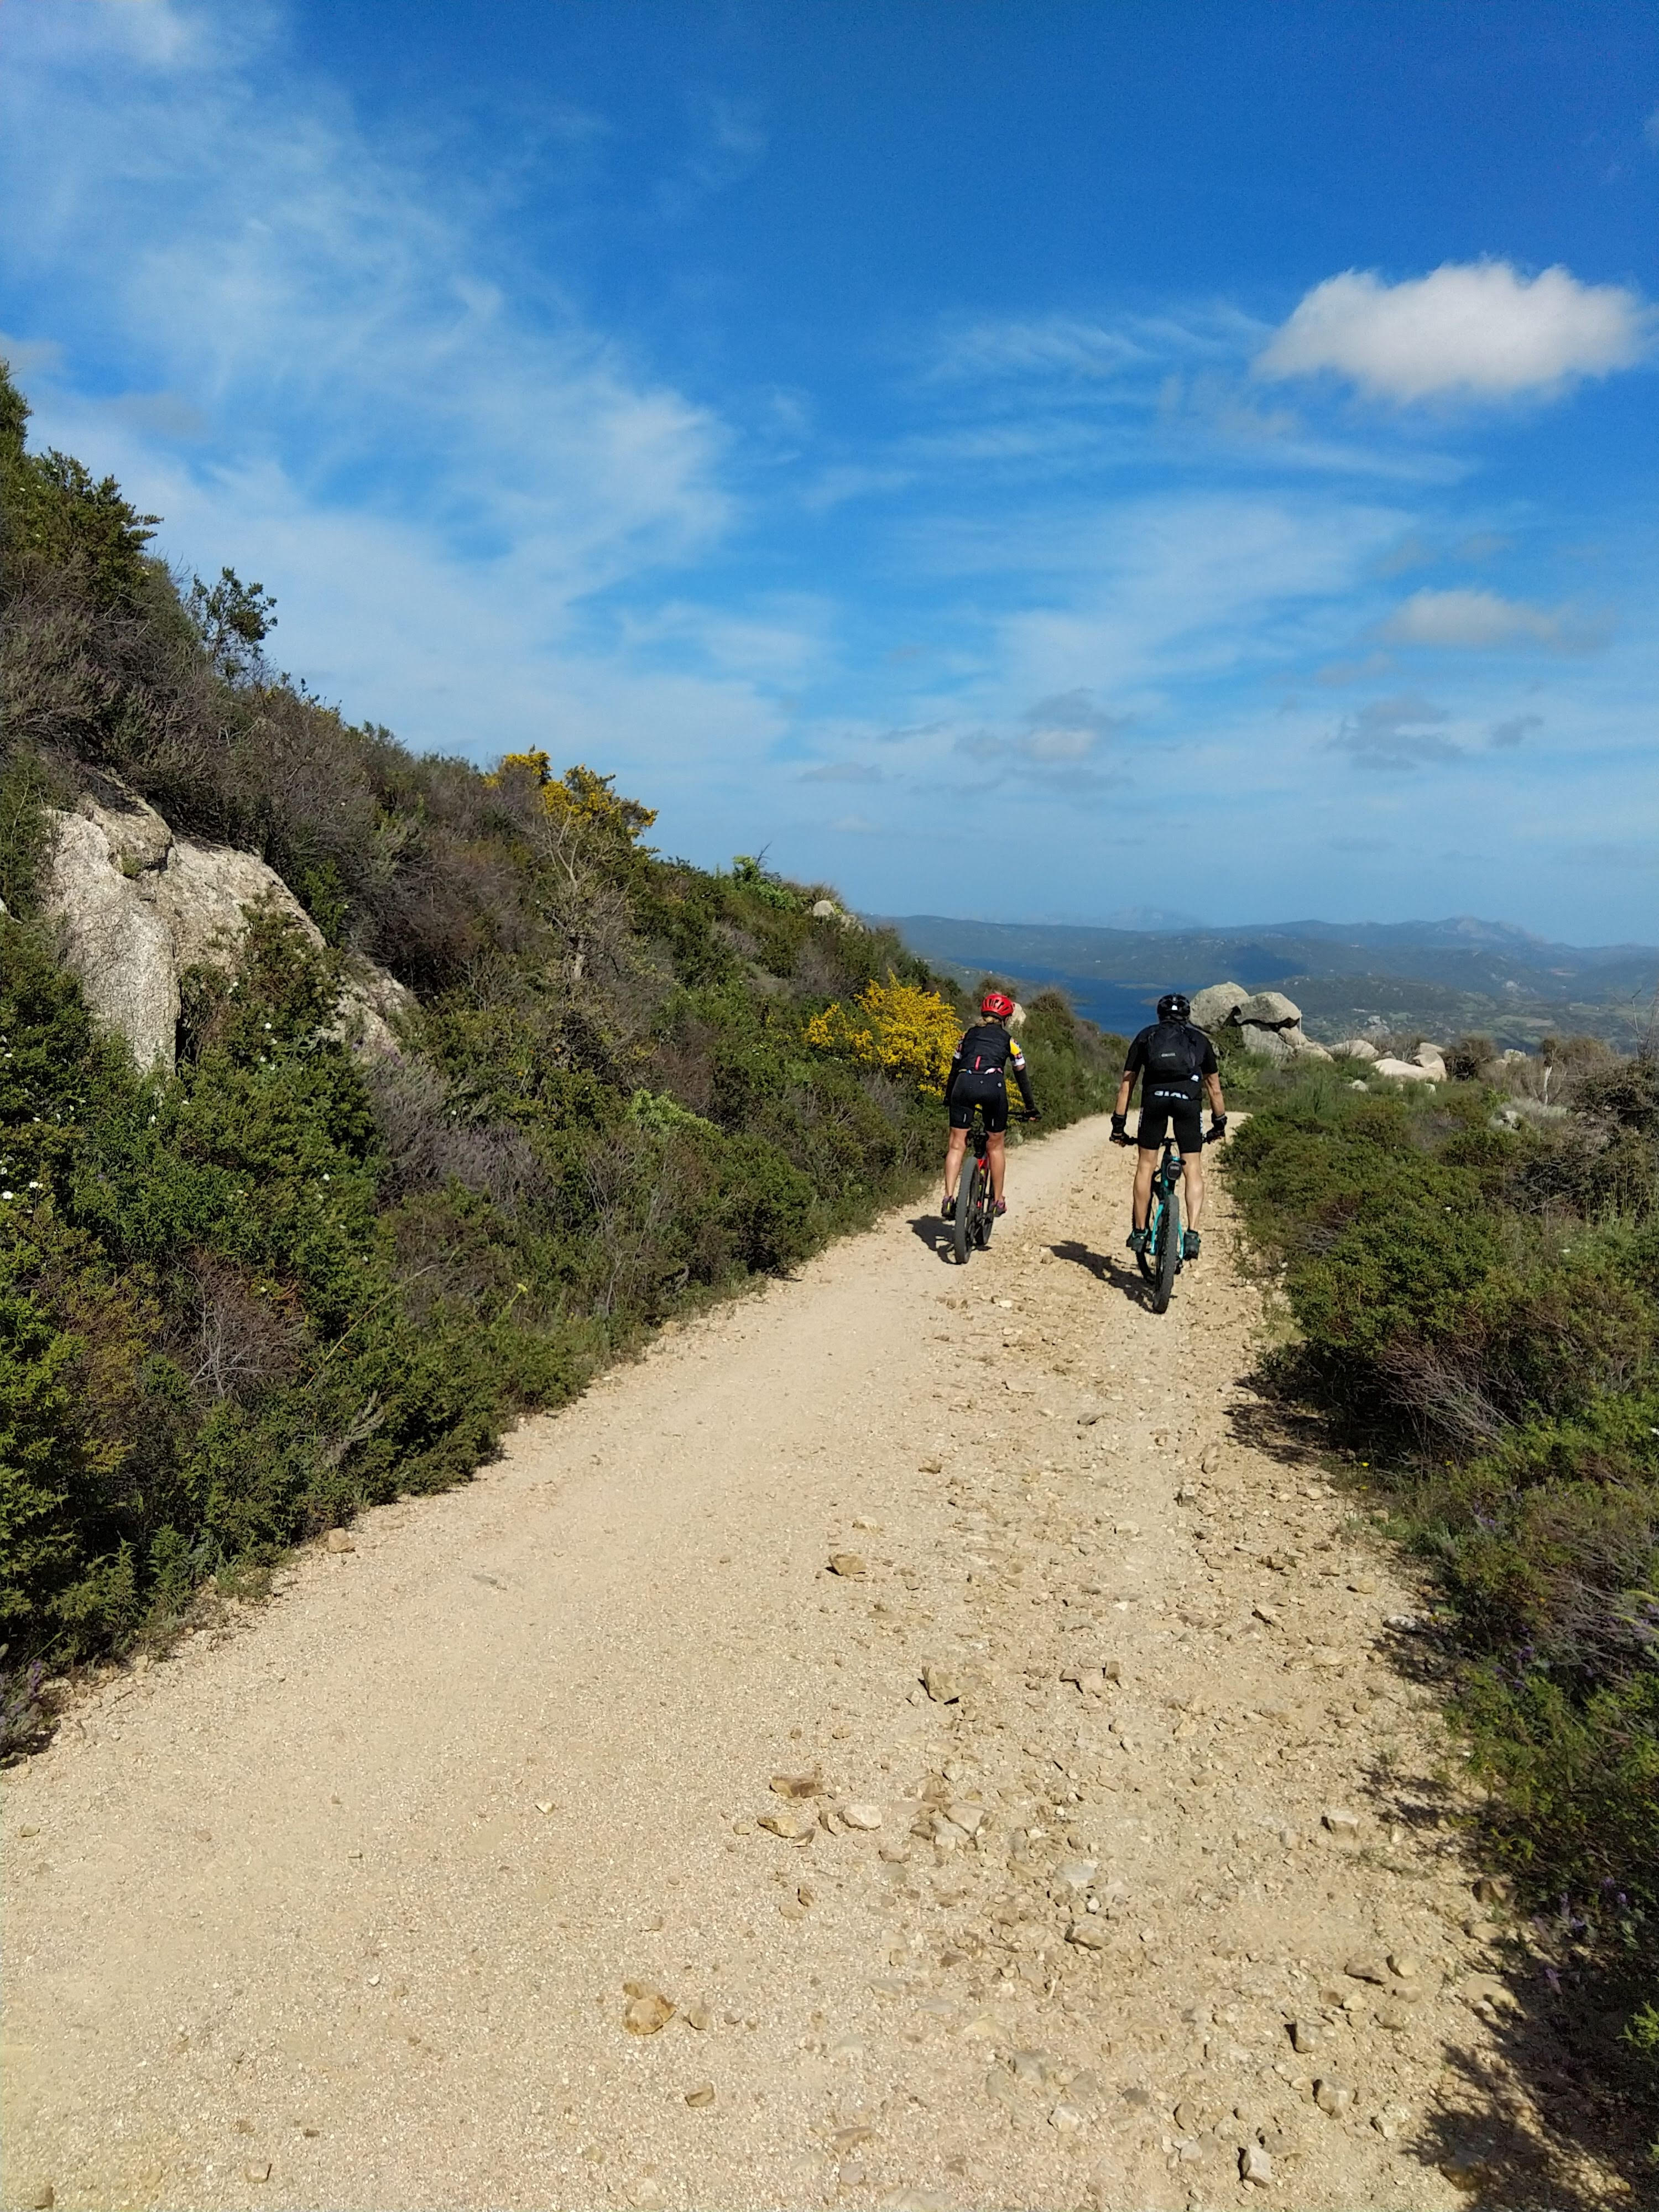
39, 781, 411, 1074
1374, 1057, 1439, 1083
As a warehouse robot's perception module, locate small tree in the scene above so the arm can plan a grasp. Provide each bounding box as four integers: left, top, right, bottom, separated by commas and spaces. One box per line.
186, 566, 278, 682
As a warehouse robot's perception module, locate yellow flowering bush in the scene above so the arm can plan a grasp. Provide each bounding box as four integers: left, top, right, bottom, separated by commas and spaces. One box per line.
806, 974, 959, 1095
491, 750, 658, 849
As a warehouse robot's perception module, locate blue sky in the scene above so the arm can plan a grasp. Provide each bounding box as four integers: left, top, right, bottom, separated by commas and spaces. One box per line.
3, 1, 1656, 938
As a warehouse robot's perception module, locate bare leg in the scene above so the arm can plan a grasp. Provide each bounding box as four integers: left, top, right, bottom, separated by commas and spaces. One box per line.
943, 1128, 968, 1202
1132, 1147, 1156, 1230
1182, 1150, 1206, 1232
985, 1131, 1007, 1202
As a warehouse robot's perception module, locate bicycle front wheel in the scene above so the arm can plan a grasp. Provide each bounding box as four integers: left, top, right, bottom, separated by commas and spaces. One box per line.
1153, 1184, 1181, 1313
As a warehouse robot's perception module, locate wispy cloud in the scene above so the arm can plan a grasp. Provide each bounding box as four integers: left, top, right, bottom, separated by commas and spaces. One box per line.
928, 305, 1259, 384
1329, 692, 1460, 770
800, 760, 884, 784
0, 0, 737, 745
1258, 262, 1654, 403
1489, 712, 1543, 749
659, 92, 768, 217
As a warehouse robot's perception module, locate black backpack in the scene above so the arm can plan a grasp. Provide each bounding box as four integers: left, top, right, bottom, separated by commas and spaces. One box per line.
1144, 1020, 1199, 1083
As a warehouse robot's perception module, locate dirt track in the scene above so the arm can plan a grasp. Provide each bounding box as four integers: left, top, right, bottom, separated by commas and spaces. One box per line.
2, 1117, 1624, 2211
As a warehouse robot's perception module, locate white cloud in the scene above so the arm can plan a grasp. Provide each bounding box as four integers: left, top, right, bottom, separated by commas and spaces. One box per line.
1256, 262, 1653, 402
951, 687, 1131, 790
1380, 587, 1582, 650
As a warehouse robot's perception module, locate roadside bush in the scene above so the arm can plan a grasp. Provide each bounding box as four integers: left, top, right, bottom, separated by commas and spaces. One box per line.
1227, 1056, 1659, 2093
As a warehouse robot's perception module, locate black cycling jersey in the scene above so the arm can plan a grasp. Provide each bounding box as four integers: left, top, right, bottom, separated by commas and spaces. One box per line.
945, 1022, 1036, 1115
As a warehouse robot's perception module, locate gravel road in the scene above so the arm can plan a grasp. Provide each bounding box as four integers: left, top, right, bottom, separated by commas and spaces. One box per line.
2, 1117, 1624, 2211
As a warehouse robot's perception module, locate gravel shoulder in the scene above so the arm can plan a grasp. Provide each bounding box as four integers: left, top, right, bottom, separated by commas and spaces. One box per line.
2, 1117, 1627, 2212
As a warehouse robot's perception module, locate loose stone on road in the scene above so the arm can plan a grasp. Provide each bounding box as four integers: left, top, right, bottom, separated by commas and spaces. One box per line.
2, 1118, 1621, 2209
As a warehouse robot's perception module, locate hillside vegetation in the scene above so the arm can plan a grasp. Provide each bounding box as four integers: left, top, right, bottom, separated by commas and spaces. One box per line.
1224, 1042, 1659, 2119
0, 364, 1119, 1723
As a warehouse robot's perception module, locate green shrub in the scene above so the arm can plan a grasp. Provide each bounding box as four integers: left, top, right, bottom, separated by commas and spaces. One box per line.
1228, 1060, 1659, 2098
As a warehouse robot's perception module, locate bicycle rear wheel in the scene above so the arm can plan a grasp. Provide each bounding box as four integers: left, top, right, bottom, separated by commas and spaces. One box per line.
1153, 1183, 1181, 1312
953, 1155, 975, 1264
975, 1161, 995, 1248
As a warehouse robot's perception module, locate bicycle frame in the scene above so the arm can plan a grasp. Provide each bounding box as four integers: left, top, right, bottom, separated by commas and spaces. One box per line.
1150, 1135, 1184, 1220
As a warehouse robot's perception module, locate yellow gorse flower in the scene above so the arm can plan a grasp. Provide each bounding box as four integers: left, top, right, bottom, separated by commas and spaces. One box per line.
489, 750, 658, 848
806, 974, 959, 1096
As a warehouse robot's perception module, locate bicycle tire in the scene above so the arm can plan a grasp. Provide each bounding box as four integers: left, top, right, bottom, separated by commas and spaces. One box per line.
953, 1162, 974, 1264
975, 1163, 995, 1248
1154, 1183, 1181, 1312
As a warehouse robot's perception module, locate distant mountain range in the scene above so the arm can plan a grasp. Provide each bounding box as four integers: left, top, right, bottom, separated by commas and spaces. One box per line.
881, 914, 1659, 1050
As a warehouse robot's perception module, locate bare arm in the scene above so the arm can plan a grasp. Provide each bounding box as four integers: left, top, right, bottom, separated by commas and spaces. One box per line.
1114, 1072, 1135, 1118
1204, 1070, 1225, 1117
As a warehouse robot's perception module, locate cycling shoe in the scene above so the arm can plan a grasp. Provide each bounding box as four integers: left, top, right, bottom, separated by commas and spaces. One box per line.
1182, 1229, 1202, 1260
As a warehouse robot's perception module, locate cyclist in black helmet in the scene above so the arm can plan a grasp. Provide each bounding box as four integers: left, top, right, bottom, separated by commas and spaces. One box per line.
1109, 990, 1227, 1260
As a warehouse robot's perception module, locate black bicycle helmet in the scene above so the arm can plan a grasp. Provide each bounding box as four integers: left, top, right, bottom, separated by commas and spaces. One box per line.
1156, 991, 1191, 1021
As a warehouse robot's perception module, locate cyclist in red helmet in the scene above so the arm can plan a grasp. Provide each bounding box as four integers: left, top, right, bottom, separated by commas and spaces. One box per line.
942, 989, 1039, 1221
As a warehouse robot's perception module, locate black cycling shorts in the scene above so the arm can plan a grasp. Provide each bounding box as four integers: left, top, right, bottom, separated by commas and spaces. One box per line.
1136, 1095, 1203, 1153
950, 1082, 1009, 1134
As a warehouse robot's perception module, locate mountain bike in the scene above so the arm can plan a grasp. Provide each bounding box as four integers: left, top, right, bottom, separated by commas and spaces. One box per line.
952, 1107, 1034, 1265
1135, 1123, 1223, 1312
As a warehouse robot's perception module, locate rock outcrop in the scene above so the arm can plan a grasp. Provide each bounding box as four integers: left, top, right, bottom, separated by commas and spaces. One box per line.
40, 780, 411, 1074
1191, 980, 1330, 1062
809, 897, 867, 931
1190, 981, 1251, 1031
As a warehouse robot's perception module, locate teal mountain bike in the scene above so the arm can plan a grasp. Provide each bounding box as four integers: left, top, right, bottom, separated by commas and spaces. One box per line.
1136, 1122, 1223, 1312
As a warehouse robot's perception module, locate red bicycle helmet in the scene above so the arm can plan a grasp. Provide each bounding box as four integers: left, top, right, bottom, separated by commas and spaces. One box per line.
980, 990, 1015, 1020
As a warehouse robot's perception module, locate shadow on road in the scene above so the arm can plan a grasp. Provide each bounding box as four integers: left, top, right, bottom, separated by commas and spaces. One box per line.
906, 1213, 958, 1263
1047, 1238, 1157, 1309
